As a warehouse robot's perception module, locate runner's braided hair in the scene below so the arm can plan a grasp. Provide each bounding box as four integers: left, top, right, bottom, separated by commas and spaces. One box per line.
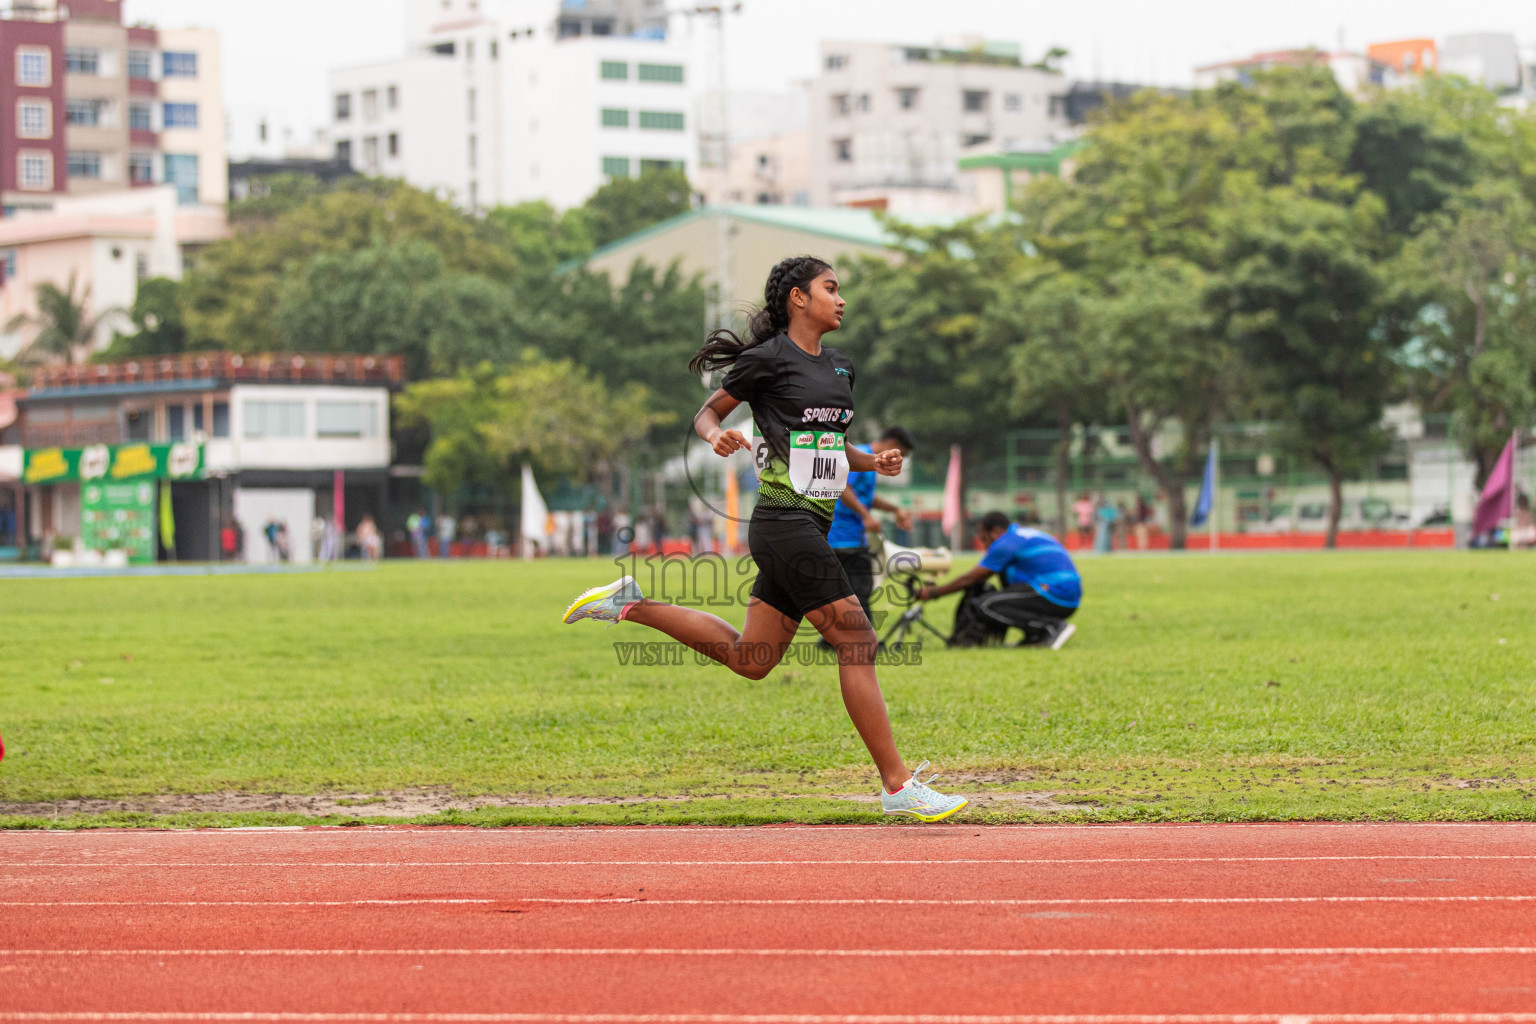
688, 255, 832, 376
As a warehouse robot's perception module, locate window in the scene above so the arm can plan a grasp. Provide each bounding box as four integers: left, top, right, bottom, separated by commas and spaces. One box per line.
638, 110, 684, 131
896, 87, 919, 111
135, 251, 149, 281
831, 93, 849, 116
833, 138, 852, 162
962, 90, 989, 112
601, 155, 630, 178
212, 402, 229, 438
162, 153, 198, 204
127, 49, 152, 79
467, 134, 476, 169
386, 84, 399, 109
128, 101, 152, 131
468, 180, 478, 207
1003, 92, 1021, 112
825, 53, 847, 71
125, 408, 151, 441
17, 99, 51, 139
335, 139, 352, 163
963, 133, 991, 147
128, 151, 155, 184
17, 47, 50, 86
162, 51, 197, 78
363, 135, 380, 171
464, 39, 474, 60
1, 249, 16, 281
65, 47, 99, 75
600, 60, 628, 80
67, 151, 102, 179
167, 405, 185, 441
334, 92, 351, 121
316, 401, 379, 439
243, 400, 305, 439
18, 151, 52, 190
162, 102, 198, 129
193, 404, 204, 434
637, 63, 684, 83
66, 99, 102, 126
387, 132, 399, 157
855, 93, 870, 112
600, 107, 629, 127
639, 158, 684, 175
361, 88, 378, 120
467, 87, 475, 122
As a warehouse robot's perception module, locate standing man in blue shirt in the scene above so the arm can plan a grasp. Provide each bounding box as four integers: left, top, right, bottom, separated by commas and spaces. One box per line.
828, 426, 916, 631
917, 511, 1080, 649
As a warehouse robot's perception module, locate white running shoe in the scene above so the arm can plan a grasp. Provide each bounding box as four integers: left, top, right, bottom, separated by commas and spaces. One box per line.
880, 761, 969, 822
1049, 622, 1076, 651
562, 575, 643, 625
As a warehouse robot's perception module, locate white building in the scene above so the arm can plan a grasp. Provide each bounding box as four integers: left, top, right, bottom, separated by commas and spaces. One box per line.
806, 37, 1073, 211
1193, 49, 1390, 93
328, 0, 693, 210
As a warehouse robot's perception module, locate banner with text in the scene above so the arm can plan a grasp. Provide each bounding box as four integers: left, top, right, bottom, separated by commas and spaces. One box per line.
22, 442, 204, 485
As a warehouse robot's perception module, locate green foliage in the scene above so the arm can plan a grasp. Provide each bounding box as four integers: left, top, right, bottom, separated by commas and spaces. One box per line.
181, 179, 515, 351
834, 219, 1019, 472
580, 167, 692, 247
3, 272, 118, 366
229, 172, 349, 226
97, 277, 188, 360
1395, 180, 1536, 483
395, 355, 666, 495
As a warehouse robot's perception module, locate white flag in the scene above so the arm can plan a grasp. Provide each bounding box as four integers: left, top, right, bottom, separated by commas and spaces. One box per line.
520, 463, 550, 559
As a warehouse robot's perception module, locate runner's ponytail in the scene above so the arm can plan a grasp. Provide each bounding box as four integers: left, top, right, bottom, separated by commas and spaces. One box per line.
688, 255, 832, 376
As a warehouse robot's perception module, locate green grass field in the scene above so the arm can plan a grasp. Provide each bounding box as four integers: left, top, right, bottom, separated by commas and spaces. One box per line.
1, 551, 1533, 828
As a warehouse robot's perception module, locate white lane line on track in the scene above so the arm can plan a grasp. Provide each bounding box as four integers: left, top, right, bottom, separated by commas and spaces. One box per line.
5, 947, 1536, 958
5, 896, 1536, 908
6, 1016, 1536, 1024
6, 821, 1536, 834
9, 856, 1536, 868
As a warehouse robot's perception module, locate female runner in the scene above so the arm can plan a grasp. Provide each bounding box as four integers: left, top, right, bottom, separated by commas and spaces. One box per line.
563, 255, 967, 821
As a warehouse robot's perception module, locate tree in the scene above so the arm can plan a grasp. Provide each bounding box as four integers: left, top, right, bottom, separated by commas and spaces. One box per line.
990, 263, 1112, 538
395, 354, 667, 499
1395, 181, 1536, 485
3, 272, 119, 365
833, 219, 1019, 478
97, 277, 188, 359
1213, 187, 1401, 548
229, 172, 350, 226
181, 180, 515, 351
579, 168, 692, 248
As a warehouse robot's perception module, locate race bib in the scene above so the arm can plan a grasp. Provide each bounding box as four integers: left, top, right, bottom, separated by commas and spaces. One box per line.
787, 430, 848, 499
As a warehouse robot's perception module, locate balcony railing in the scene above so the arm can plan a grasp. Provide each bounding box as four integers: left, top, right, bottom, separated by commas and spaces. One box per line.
29, 353, 406, 391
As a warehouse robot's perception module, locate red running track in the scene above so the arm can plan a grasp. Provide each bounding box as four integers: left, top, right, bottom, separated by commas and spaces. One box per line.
4, 822, 1536, 1023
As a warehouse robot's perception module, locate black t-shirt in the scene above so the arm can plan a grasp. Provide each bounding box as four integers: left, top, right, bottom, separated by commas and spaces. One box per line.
721, 333, 856, 519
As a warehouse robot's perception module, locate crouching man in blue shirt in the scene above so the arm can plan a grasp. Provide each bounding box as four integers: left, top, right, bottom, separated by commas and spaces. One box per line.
916, 511, 1081, 650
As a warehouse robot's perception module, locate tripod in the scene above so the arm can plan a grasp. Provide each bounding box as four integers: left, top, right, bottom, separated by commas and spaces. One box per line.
880, 574, 952, 648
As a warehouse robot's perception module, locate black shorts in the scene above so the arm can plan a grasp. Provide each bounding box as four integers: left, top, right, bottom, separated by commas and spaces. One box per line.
748, 508, 857, 621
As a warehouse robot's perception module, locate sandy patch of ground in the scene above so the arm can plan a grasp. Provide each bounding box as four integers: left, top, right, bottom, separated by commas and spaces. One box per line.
0, 787, 1092, 818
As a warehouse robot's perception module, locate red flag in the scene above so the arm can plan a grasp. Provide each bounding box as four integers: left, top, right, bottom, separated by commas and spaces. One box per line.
941, 444, 962, 543
1473, 434, 1517, 537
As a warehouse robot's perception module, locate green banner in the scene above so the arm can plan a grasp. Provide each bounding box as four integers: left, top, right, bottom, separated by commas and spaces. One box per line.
81, 479, 157, 564
22, 442, 203, 485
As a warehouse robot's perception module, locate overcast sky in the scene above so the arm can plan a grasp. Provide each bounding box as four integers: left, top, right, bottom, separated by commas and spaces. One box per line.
125, 0, 1536, 140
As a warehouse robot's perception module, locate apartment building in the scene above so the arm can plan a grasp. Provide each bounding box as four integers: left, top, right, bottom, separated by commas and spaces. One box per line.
329, 0, 692, 210
806, 38, 1073, 211
0, 0, 224, 214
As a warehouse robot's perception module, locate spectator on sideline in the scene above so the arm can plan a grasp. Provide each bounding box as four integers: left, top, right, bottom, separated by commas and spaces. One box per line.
1073, 493, 1094, 547
437, 513, 456, 559
407, 510, 429, 559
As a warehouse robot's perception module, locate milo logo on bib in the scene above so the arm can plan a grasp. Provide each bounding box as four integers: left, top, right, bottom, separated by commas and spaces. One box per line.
788, 430, 848, 500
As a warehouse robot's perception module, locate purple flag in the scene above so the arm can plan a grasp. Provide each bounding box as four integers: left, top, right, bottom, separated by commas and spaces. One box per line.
1472, 434, 1517, 536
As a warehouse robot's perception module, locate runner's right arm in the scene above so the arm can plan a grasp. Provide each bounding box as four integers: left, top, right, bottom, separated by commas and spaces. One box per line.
695, 388, 748, 457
